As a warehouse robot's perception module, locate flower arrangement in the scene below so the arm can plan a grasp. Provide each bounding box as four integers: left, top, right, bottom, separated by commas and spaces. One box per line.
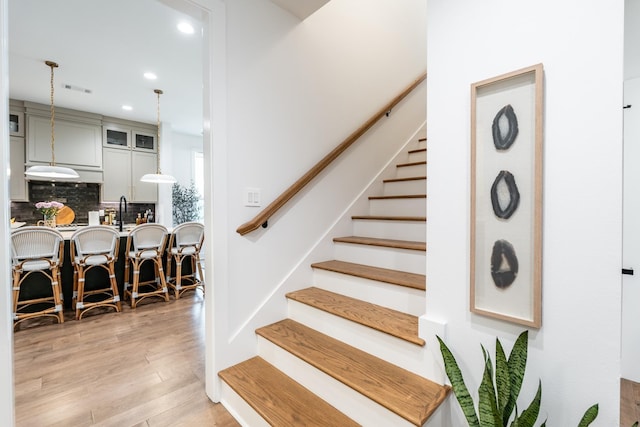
35, 201, 64, 219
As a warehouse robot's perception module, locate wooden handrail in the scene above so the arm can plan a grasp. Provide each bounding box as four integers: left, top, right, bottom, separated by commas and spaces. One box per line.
236, 72, 427, 236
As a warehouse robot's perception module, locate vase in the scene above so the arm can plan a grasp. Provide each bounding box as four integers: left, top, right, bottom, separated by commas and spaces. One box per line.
37, 216, 56, 228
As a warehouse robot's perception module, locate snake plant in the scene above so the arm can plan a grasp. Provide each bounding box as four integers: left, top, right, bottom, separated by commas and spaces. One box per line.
437, 331, 598, 427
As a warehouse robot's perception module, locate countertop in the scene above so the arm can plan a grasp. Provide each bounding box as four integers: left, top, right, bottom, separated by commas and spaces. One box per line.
53, 224, 138, 239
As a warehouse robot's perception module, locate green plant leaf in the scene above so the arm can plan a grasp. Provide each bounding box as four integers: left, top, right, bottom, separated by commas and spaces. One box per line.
577, 403, 598, 427
505, 331, 529, 419
631, 422, 638, 427
495, 338, 511, 425
478, 349, 501, 427
513, 380, 541, 427
437, 336, 480, 427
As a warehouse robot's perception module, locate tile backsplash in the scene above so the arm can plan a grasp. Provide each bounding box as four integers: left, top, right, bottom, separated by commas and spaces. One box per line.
11, 181, 154, 226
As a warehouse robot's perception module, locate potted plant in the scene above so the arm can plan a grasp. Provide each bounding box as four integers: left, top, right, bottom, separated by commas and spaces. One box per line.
437, 331, 599, 427
35, 200, 64, 227
172, 181, 201, 226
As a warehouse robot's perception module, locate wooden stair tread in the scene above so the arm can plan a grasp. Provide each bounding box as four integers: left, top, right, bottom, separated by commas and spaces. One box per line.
351, 215, 426, 222
383, 176, 426, 183
311, 260, 425, 290
397, 160, 426, 168
256, 319, 450, 426
219, 356, 359, 427
286, 287, 424, 345
333, 235, 425, 251
368, 194, 426, 200
408, 148, 426, 154
418, 137, 426, 142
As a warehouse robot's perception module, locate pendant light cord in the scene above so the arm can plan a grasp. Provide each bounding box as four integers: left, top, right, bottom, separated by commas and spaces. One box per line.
46, 61, 58, 166
155, 89, 163, 174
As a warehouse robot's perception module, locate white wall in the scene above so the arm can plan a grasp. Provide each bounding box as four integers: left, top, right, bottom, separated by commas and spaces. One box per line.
169, 131, 203, 186
0, 0, 15, 424
625, 0, 640, 80
425, 0, 624, 425
622, 77, 640, 382
217, 0, 427, 370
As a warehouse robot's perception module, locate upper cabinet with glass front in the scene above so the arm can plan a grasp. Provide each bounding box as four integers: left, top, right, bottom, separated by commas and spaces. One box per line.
9, 111, 24, 137
104, 126, 130, 148
103, 120, 156, 152
133, 128, 156, 152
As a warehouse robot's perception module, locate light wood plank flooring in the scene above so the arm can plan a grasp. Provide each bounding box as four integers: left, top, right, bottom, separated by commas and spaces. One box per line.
622, 378, 640, 427
13, 293, 239, 427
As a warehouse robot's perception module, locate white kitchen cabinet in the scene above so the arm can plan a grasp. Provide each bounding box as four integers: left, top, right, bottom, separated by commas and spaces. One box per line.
102, 148, 130, 202
27, 115, 102, 169
131, 151, 158, 201
9, 136, 28, 201
102, 147, 158, 202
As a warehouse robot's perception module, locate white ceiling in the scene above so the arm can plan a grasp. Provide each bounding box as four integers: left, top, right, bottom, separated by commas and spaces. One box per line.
8, 0, 203, 136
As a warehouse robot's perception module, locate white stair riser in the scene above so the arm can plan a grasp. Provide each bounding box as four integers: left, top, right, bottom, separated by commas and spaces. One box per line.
369, 197, 426, 216
383, 178, 426, 196
408, 150, 427, 163
396, 163, 426, 178
287, 300, 431, 378
352, 219, 426, 241
312, 269, 425, 315
332, 242, 426, 275
258, 336, 416, 427
220, 384, 271, 427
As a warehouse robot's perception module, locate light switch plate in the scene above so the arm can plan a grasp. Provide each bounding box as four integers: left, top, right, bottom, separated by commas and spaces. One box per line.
244, 187, 261, 207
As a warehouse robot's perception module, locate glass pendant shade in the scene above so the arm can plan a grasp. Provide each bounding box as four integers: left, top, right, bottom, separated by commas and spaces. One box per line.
140, 89, 176, 184
25, 60, 80, 180
25, 165, 80, 179
140, 173, 177, 183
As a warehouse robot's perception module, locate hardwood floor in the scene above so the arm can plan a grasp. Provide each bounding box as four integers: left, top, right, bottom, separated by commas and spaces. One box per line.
622, 378, 640, 427
13, 292, 240, 427
14, 292, 640, 426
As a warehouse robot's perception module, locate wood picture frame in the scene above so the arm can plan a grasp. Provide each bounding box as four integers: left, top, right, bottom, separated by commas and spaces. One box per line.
470, 63, 544, 328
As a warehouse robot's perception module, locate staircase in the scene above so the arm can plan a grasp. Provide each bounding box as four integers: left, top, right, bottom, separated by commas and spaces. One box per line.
219, 134, 450, 426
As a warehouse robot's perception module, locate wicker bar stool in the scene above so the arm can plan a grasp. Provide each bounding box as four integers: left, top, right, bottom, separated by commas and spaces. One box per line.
10, 226, 65, 329
70, 226, 122, 320
165, 222, 205, 299
124, 223, 170, 308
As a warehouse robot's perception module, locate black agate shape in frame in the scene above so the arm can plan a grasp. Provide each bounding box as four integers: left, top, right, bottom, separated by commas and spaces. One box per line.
492, 104, 519, 150
490, 170, 520, 219
490, 239, 519, 289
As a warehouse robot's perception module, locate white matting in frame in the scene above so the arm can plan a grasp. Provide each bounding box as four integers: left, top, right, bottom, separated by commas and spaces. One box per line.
470, 63, 543, 328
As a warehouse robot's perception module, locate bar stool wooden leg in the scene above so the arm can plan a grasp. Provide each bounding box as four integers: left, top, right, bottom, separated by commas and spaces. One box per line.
74, 264, 85, 320
174, 254, 183, 299
12, 268, 21, 324
108, 262, 122, 312
53, 266, 64, 324
156, 258, 170, 302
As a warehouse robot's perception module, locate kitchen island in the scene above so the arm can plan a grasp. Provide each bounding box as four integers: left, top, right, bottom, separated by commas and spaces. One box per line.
16, 224, 184, 311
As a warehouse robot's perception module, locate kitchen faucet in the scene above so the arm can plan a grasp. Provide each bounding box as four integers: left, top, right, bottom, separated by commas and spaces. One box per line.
119, 195, 127, 232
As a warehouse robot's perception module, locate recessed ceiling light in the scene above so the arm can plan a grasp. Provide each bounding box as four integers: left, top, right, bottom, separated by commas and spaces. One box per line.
144, 72, 157, 80
122, 105, 133, 111
177, 22, 194, 34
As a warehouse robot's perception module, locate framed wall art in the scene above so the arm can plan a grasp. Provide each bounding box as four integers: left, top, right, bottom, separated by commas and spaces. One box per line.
470, 63, 544, 328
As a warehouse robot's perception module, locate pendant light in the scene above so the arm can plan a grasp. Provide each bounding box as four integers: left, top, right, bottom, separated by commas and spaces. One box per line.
25, 61, 80, 179
140, 89, 177, 184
